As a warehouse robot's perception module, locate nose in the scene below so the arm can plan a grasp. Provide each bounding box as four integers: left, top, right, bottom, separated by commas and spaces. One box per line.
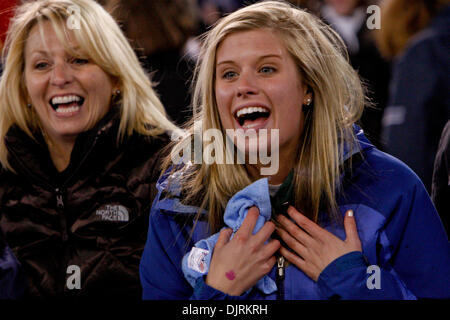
50, 62, 73, 87
236, 70, 259, 97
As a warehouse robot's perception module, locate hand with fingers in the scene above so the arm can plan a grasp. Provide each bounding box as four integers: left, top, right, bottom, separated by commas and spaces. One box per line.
205, 206, 281, 296
276, 207, 362, 282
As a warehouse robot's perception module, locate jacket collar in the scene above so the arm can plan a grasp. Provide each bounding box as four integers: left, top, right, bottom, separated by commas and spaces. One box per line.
343, 124, 373, 161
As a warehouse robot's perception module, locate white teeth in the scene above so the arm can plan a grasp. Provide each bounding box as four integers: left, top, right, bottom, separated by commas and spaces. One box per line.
242, 122, 260, 129
56, 105, 80, 113
236, 106, 269, 118
51, 95, 81, 105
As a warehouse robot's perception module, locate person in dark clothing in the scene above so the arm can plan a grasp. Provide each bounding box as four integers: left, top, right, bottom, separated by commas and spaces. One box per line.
0, 0, 177, 298
101, 0, 201, 127
432, 120, 450, 235
319, 0, 390, 150
377, 0, 450, 192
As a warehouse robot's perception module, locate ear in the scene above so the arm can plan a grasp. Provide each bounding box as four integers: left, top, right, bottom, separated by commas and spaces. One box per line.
24, 92, 33, 108
302, 85, 313, 105
111, 76, 121, 94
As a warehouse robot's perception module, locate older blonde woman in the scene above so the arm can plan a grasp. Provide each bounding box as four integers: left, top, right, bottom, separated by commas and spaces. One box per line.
0, 0, 177, 297
139, 1, 449, 300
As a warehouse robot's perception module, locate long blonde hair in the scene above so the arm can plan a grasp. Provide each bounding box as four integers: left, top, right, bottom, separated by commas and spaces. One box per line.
164, 0, 366, 233
0, 0, 178, 170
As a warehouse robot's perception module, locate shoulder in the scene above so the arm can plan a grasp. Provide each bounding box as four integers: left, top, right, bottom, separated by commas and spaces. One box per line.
123, 131, 171, 169
343, 146, 430, 217
147, 167, 209, 251
349, 129, 422, 191
362, 147, 422, 183
128, 130, 171, 154
366, 147, 425, 192
153, 165, 205, 216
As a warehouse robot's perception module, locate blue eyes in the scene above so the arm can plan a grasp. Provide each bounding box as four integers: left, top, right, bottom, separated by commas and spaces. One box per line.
222, 71, 238, 79
221, 66, 276, 79
260, 66, 276, 74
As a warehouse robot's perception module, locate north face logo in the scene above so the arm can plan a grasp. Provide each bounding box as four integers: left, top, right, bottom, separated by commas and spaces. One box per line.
96, 205, 129, 222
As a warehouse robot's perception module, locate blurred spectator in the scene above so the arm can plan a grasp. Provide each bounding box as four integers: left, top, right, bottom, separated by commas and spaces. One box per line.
202, 0, 240, 14
101, 0, 201, 126
319, 0, 390, 149
431, 120, 449, 235
197, 1, 319, 30
198, 0, 223, 31
377, 0, 450, 192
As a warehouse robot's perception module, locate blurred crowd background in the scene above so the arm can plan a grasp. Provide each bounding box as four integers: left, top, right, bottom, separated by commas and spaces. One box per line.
0, 0, 449, 229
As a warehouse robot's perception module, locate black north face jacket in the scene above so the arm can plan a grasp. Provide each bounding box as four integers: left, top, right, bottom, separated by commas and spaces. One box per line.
0, 107, 168, 298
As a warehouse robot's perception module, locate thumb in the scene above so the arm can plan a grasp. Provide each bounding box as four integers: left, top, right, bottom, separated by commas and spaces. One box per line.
344, 210, 361, 248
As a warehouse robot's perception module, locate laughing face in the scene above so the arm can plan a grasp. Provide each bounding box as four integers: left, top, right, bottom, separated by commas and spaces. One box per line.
24, 21, 116, 145
215, 29, 310, 169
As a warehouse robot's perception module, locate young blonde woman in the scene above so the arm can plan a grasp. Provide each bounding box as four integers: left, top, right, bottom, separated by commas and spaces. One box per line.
140, 1, 450, 299
0, 0, 177, 297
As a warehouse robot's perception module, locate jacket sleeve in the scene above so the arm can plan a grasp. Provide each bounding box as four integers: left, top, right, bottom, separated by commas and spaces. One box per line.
317, 177, 450, 300
139, 189, 249, 300
0, 230, 26, 299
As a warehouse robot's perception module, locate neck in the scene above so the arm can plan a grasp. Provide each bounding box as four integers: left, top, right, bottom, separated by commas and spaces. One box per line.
45, 134, 76, 172
246, 147, 297, 185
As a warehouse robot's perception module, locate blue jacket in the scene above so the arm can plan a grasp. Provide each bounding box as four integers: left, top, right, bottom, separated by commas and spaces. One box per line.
140, 129, 450, 300
181, 178, 276, 294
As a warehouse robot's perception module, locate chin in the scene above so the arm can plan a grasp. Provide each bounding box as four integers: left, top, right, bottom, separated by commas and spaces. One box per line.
50, 126, 85, 140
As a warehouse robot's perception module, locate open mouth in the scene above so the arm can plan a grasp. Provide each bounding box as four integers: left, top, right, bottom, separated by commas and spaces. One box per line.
234, 106, 270, 129
49, 95, 85, 114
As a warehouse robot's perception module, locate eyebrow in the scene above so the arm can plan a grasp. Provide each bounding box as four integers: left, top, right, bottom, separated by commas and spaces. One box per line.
216, 54, 283, 66
28, 45, 83, 55
29, 50, 50, 56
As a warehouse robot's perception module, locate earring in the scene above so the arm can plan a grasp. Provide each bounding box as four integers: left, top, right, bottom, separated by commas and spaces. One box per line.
302, 97, 312, 113
114, 89, 121, 95
27, 103, 32, 108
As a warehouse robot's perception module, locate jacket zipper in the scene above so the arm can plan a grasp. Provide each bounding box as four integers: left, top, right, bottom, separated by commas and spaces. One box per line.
9, 130, 102, 241
276, 255, 285, 300
8, 127, 104, 295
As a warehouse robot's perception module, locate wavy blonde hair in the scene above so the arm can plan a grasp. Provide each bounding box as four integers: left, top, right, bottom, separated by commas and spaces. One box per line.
0, 0, 178, 170
164, 0, 366, 233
